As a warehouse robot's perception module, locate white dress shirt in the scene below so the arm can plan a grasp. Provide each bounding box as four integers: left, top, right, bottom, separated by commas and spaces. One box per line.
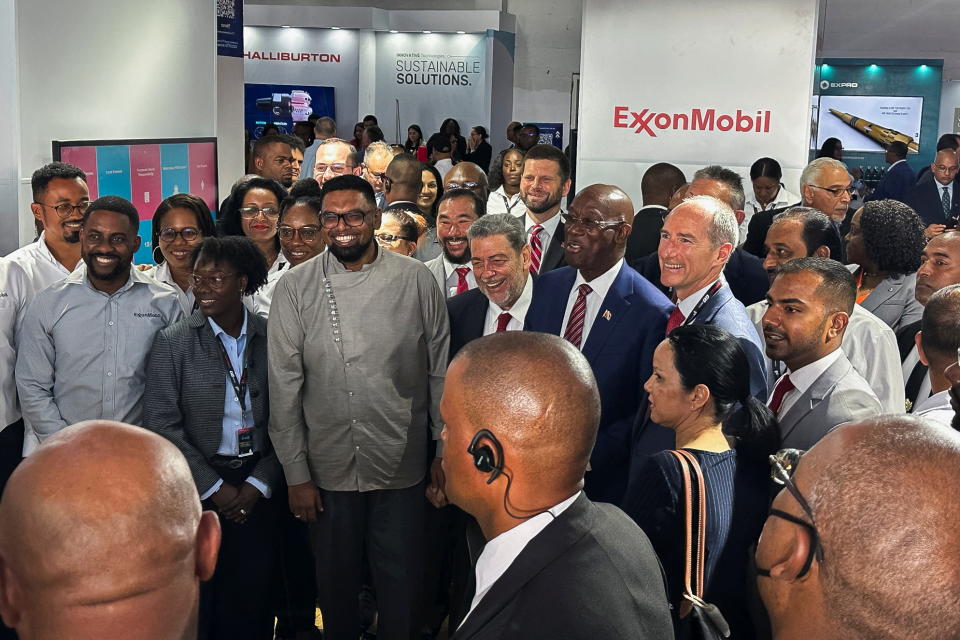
769, 349, 844, 417
516, 208, 563, 259
935, 180, 954, 212
482, 275, 533, 334
486, 186, 523, 216
746, 301, 905, 414
0, 259, 28, 429
462, 491, 580, 627
902, 344, 933, 406
911, 389, 953, 429
442, 256, 477, 298
676, 277, 725, 319
434, 158, 454, 179
143, 261, 195, 315
561, 259, 624, 349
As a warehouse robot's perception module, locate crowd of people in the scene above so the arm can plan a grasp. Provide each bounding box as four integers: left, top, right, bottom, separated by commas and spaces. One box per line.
1, 112, 960, 640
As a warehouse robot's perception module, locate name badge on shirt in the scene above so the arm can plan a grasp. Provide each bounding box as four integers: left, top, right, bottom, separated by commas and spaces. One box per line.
237, 425, 255, 457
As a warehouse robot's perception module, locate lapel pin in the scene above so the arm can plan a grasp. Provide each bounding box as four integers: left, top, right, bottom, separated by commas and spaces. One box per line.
602, 310, 612, 321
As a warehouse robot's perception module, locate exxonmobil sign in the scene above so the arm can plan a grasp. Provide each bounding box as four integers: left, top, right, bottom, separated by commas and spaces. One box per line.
613, 106, 771, 137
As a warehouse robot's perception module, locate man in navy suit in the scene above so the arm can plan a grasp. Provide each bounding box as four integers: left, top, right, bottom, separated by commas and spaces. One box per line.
447, 214, 533, 359
907, 149, 960, 236
524, 184, 672, 505
866, 141, 915, 204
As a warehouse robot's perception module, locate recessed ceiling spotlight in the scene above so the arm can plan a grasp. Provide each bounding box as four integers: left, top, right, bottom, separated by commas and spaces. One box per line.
457, 30, 465, 34
281, 25, 291, 28
390, 29, 398, 33
422, 30, 432, 34
331, 26, 341, 30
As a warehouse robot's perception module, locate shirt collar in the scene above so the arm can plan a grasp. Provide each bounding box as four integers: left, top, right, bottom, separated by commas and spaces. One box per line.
37, 231, 81, 272
889, 159, 907, 169
522, 209, 562, 236
489, 273, 534, 318
207, 308, 249, 341
786, 349, 844, 393
677, 276, 726, 318
442, 255, 471, 277
573, 258, 623, 300
913, 388, 952, 415
67, 263, 141, 295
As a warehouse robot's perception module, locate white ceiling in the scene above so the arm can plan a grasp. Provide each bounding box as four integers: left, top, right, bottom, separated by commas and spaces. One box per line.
819, 0, 960, 79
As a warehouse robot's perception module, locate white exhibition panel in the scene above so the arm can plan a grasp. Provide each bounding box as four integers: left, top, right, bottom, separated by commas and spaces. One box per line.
374, 32, 490, 142
576, 0, 819, 207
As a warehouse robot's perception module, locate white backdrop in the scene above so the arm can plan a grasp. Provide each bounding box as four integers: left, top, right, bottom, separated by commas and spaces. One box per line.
375, 32, 490, 143
576, 0, 820, 207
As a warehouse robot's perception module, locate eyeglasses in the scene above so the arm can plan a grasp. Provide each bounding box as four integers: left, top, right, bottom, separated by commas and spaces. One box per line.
159, 227, 201, 243
375, 232, 415, 245
320, 211, 369, 230
560, 212, 625, 233
35, 201, 91, 219
368, 170, 387, 180
756, 448, 824, 579
315, 163, 354, 176
933, 164, 960, 173
190, 272, 237, 289
446, 181, 481, 191
809, 185, 856, 198
278, 225, 322, 242
239, 206, 280, 219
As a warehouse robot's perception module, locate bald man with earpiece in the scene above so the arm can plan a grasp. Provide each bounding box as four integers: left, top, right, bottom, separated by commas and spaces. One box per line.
0, 420, 221, 640
440, 332, 673, 639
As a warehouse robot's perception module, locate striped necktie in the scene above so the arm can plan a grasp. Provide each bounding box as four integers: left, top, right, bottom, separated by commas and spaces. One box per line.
529, 224, 543, 274
563, 284, 593, 348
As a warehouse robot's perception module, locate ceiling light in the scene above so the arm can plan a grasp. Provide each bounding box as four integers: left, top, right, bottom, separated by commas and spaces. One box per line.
422, 30, 432, 34
331, 26, 341, 30
390, 29, 398, 33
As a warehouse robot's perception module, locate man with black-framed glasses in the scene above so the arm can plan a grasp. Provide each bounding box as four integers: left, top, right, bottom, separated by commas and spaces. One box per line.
756, 416, 960, 640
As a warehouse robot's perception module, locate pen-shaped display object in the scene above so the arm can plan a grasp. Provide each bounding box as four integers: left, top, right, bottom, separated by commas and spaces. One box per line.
828, 109, 919, 153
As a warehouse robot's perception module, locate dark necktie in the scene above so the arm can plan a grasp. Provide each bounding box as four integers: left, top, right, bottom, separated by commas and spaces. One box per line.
665, 307, 685, 335
495, 312, 512, 332
942, 186, 951, 217
454, 267, 470, 295
563, 284, 592, 348
529, 225, 543, 274
905, 360, 928, 411
768, 374, 795, 415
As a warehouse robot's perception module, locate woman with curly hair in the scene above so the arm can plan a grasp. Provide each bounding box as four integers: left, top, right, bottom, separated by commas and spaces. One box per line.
844, 199, 925, 331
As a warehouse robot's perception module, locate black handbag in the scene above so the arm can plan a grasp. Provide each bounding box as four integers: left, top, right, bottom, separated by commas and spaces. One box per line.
667, 449, 731, 640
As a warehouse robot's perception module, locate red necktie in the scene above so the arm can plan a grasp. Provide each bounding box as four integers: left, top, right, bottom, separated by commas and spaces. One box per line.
563, 284, 593, 348
665, 307, 685, 335
768, 374, 795, 415
455, 267, 470, 295
529, 225, 543, 275
495, 312, 512, 332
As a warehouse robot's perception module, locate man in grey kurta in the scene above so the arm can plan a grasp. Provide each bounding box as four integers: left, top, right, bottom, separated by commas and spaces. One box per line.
15, 196, 183, 441
268, 175, 449, 640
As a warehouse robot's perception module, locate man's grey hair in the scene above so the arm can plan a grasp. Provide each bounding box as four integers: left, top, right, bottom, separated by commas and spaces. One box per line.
364, 141, 394, 164
678, 194, 739, 250
466, 213, 526, 254
314, 116, 336, 137
800, 157, 848, 189
317, 138, 359, 166
693, 165, 745, 210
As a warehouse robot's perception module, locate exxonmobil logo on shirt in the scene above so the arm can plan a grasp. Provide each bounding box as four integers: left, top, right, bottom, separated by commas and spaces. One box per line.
613, 106, 772, 137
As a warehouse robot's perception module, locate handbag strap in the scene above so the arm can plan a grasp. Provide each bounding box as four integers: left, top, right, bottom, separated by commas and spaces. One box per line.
667, 449, 708, 600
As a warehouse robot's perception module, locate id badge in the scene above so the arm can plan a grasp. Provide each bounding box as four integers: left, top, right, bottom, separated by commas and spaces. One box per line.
237, 426, 255, 457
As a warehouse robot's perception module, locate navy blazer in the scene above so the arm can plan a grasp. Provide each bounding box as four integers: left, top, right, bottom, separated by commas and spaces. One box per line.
630, 248, 769, 307
446, 278, 538, 361
524, 263, 672, 505
907, 178, 960, 226
866, 161, 916, 204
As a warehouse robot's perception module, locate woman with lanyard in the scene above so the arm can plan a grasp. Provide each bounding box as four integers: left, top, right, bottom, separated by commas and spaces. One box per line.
743, 158, 799, 233
486, 148, 525, 216
143, 236, 278, 640
624, 324, 778, 639
844, 199, 925, 331
142, 193, 218, 314
218, 176, 289, 312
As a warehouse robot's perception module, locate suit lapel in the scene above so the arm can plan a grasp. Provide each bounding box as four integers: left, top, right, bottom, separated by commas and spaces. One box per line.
540, 221, 566, 272
861, 274, 902, 314
779, 356, 851, 444
581, 264, 631, 365
536, 268, 577, 335
454, 495, 594, 640
466, 294, 490, 340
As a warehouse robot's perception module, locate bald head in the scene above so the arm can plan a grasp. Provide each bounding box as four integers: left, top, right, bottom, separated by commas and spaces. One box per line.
384, 154, 423, 204
0, 421, 220, 640
454, 332, 599, 487
445, 162, 489, 201
760, 416, 960, 639
931, 149, 959, 186
576, 183, 635, 225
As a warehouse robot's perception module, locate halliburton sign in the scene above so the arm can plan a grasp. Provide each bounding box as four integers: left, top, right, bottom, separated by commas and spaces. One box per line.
613, 106, 772, 137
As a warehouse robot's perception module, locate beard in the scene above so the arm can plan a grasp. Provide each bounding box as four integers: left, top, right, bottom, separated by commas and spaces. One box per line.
441, 237, 470, 264
329, 236, 373, 264
83, 253, 129, 282
521, 189, 562, 215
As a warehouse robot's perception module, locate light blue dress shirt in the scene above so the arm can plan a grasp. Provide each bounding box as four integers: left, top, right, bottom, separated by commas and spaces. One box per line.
201, 311, 270, 500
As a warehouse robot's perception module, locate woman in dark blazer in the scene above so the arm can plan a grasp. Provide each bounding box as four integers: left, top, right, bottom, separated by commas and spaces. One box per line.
463, 125, 492, 173
624, 324, 779, 639
143, 236, 278, 640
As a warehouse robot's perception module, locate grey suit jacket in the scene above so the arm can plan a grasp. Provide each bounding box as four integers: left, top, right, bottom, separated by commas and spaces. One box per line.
425, 255, 448, 294
846, 265, 922, 332
778, 352, 881, 450
142, 310, 281, 496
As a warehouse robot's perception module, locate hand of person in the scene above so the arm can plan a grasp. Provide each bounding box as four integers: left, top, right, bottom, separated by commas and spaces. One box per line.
425, 457, 447, 508
220, 482, 262, 523
211, 483, 239, 512
925, 223, 947, 240
288, 481, 323, 522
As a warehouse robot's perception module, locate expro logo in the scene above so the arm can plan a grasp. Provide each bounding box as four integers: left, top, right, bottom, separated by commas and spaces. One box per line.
613, 106, 771, 137
820, 80, 859, 90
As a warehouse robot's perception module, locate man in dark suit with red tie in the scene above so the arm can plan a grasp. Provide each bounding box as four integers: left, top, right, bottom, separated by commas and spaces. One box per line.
447, 214, 534, 359
516, 145, 570, 275
524, 184, 672, 505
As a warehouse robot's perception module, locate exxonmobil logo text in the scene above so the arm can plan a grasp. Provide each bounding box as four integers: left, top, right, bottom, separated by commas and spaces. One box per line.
613, 106, 771, 137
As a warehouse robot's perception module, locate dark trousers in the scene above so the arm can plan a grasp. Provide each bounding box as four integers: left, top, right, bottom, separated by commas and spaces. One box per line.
273, 483, 319, 635
198, 463, 278, 640
420, 502, 471, 634
0, 418, 24, 498
310, 482, 425, 640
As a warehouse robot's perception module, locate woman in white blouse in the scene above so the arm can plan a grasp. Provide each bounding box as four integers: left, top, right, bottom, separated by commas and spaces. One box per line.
486, 148, 525, 216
